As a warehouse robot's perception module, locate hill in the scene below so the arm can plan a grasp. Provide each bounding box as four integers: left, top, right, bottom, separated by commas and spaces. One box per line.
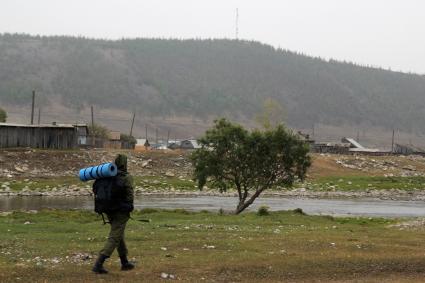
1, 33, 425, 136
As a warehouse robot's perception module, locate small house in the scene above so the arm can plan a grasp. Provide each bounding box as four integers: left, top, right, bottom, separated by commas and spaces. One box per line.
312, 142, 351, 154
0, 122, 79, 149
341, 137, 387, 155
394, 144, 425, 156
168, 141, 181, 150
104, 131, 122, 149
74, 124, 89, 145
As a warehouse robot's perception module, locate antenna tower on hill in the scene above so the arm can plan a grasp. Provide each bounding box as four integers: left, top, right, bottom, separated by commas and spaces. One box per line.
235, 8, 239, 39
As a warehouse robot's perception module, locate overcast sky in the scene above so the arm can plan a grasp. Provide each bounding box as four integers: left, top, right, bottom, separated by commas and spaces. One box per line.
0, 0, 423, 74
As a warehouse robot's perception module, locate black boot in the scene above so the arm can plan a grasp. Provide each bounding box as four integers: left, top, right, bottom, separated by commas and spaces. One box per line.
92, 254, 109, 274
120, 255, 135, 271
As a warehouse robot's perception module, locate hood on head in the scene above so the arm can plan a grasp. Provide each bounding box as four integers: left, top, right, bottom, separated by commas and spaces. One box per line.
115, 154, 128, 172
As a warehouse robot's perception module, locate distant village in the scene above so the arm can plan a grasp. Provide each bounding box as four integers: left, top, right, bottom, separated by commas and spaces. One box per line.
0, 121, 424, 157
0, 122, 200, 151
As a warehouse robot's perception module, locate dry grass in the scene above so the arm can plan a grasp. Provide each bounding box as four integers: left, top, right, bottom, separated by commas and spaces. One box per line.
308, 154, 368, 179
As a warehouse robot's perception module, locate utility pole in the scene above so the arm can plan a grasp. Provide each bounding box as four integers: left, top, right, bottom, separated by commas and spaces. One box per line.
391, 129, 395, 153
129, 112, 135, 137
166, 129, 170, 147
90, 106, 94, 128
145, 124, 148, 140
312, 123, 315, 138
30, 90, 35, 124
356, 130, 360, 142
90, 106, 95, 146
37, 108, 41, 124
155, 128, 158, 144
235, 8, 239, 39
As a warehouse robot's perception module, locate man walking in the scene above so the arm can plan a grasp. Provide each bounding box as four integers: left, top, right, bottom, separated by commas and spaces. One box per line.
92, 154, 135, 274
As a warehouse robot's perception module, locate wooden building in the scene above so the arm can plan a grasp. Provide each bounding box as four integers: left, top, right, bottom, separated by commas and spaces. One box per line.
342, 137, 389, 155
394, 144, 425, 156
312, 142, 351, 154
74, 124, 89, 145
0, 123, 78, 149
103, 131, 122, 149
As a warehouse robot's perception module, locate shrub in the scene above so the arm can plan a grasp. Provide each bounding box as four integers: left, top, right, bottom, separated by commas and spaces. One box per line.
293, 208, 306, 215
0, 108, 6, 122
139, 208, 159, 214
257, 206, 270, 216
121, 134, 137, 145
88, 123, 109, 139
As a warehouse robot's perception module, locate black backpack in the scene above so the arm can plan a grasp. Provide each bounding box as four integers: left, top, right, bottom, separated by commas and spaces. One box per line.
93, 177, 118, 220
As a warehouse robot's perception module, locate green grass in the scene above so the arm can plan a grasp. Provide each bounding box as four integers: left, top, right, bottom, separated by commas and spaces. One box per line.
3, 175, 425, 194
1, 209, 425, 282
0, 176, 198, 192
305, 176, 425, 191
133, 176, 198, 191
0, 176, 83, 191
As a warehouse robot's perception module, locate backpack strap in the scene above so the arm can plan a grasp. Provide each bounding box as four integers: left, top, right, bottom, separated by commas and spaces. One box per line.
100, 213, 110, 225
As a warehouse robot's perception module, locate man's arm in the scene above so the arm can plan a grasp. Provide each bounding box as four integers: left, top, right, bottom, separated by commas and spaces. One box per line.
124, 175, 134, 204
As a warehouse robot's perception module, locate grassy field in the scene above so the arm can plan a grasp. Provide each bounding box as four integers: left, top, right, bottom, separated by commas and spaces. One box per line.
305, 176, 425, 191
1, 209, 425, 282
0, 176, 197, 192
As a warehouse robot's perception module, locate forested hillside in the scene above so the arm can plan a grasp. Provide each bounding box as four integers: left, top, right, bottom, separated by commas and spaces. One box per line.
1, 33, 425, 132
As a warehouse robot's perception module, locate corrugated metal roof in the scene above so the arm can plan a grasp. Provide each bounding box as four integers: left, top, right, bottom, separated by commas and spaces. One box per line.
180, 139, 201, 149
344, 138, 365, 149
0, 123, 75, 129
349, 148, 385, 153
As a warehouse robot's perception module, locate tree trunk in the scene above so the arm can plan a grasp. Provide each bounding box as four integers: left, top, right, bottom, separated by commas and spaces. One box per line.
235, 187, 265, 214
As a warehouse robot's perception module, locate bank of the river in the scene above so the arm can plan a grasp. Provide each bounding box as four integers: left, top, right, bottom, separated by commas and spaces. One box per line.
3, 173, 425, 200
3, 183, 425, 201
3, 195, 425, 218
3, 149, 425, 202
1, 209, 425, 282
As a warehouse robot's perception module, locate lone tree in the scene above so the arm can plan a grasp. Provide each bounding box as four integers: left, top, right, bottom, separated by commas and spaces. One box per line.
88, 123, 109, 139
0, 108, 7, 122
255, 98, 285, 130
191, 118, 311, 214
120, 134, 137, 147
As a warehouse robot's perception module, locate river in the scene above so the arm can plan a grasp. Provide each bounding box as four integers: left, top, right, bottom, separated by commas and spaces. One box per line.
2, 195, 425, 217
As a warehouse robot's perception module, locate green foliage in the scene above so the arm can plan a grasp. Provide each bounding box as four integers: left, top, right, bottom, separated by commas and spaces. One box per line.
0, 108, 6, 122
255, 98, 285, 130
293, 208, 306, 215
309, 176, 425, 191
139, 208, 159, 214
88, 123, 109, 139
120, 134, 137, 145
191, 118, 311, 214
257, 206, 270, 216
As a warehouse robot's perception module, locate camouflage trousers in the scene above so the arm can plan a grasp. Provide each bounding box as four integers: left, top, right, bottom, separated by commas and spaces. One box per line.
99, 212, 130, 257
